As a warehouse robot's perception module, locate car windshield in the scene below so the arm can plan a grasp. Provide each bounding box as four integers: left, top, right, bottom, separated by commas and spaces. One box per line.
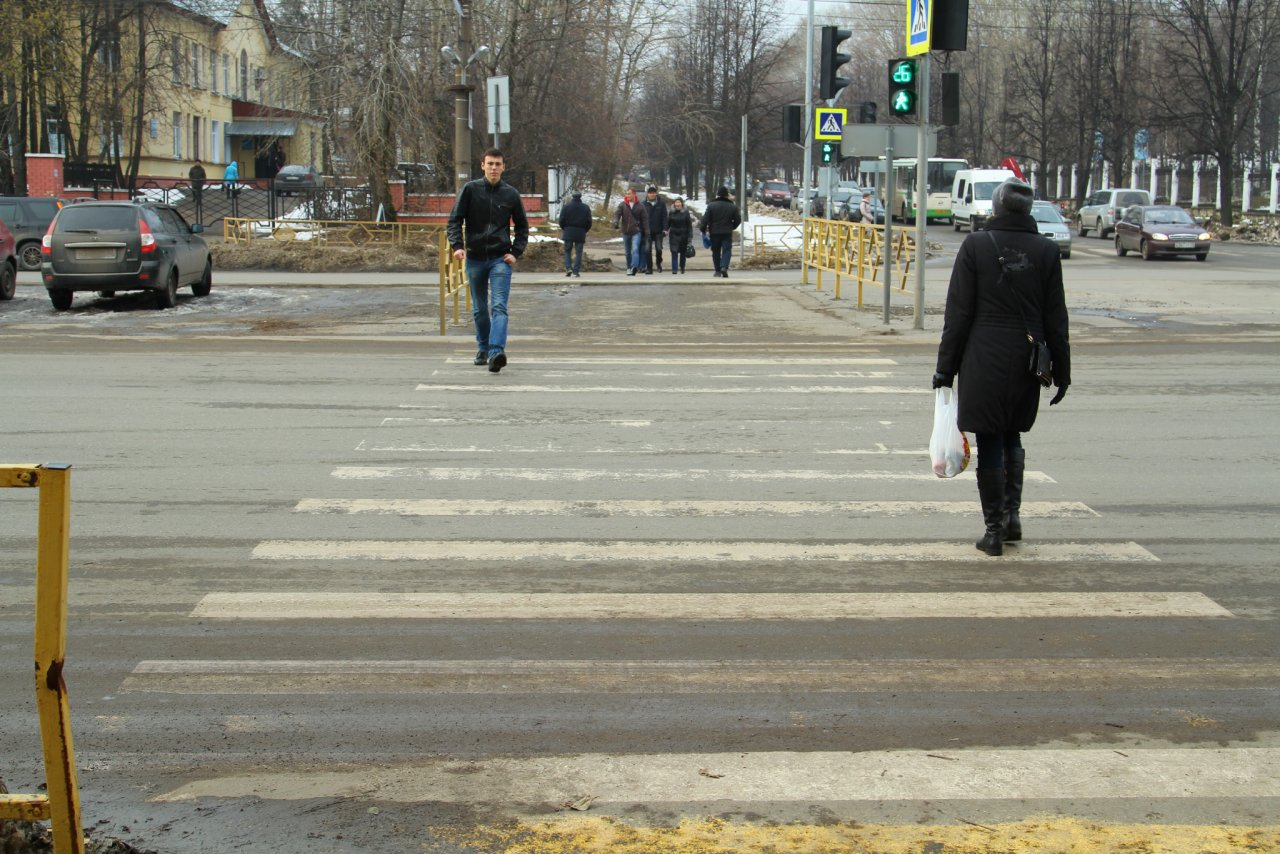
1031, 205, 1064, 223
56, 206, 138, 231
765, 182, 788, 191
832, 189, 855, 202
1115, 192, 1149, 207
1144, 209, 1196, 225
972, 182, 1000, 200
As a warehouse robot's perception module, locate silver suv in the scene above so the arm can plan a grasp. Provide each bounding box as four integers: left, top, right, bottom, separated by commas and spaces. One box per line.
1078, 188, 1151, 239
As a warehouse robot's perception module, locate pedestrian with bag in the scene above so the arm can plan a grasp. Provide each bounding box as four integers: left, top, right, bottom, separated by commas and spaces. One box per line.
698, 185, 741, 278
666, 197, 694, 274
613, 189, 648, 276
558, 191, 592, 277
933, 178, 1071, 556
447, 147, 530, 374
641, 185, 669, 273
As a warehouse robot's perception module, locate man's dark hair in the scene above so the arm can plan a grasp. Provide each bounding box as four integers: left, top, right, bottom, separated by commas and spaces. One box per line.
482, 147, 504, 161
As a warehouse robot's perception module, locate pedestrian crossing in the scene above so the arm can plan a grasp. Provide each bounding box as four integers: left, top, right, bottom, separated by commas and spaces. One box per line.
114, 348, 1268, 834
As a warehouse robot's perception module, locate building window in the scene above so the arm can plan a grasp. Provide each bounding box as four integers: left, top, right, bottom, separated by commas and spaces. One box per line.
211, 120, 220, 163
210, 49, 218, 94
191, 43, 201, 88
171, 36, 182, 84
192, 116, 201, 160
172, 112, 182, 159
239, 50, 248, 99
223, 54, 230, 96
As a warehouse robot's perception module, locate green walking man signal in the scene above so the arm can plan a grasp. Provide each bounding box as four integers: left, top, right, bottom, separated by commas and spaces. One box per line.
820, 141, 840, 164
888, 58, 918, 117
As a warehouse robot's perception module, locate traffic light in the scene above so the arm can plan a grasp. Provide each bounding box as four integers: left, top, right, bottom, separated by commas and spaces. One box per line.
857, 101, 877, 124
782, 104, 803, 143
888, 58, 918, 116
941, 73, 960, 125
820, 26, 853, 101
820, 141, 840, 164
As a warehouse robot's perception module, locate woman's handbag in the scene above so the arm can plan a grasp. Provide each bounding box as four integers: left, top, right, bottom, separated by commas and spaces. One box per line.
685, 240, 695, 257
986, 232, 1053, 388
929, 386, 970, 478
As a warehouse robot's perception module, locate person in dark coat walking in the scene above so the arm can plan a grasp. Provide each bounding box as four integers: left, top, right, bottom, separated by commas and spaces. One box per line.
666, 197, 694, 274
613, 189, 648, 275
558, 191, 593, 277
641, 185, 669, 273
699, 186, 741, 277
933, 178, 1071, 556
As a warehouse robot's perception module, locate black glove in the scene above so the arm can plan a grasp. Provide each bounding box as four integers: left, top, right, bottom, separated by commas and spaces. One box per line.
1050, 384, 1068, 405
931, 372, 953, 389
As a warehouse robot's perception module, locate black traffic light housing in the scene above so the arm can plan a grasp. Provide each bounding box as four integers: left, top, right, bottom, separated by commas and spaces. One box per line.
941, 73, 960, 125
820, 26, 853, 101
857, 101, 878, 124
820, 141, 840, 164
783, 104, 803, 143
888, 58, 918, 116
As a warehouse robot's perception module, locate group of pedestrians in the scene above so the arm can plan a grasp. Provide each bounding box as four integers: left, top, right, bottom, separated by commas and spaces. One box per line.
608, 184, 741, 277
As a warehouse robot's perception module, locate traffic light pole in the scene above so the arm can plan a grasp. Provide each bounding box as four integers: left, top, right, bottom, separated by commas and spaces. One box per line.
913, 53, 930, 330
801, 0, 814, 230
882, 127, 895, 326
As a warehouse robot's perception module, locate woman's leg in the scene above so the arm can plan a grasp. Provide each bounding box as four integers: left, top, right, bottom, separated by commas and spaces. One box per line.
1003, 432, 1026, 542
973, 432, 1007, 556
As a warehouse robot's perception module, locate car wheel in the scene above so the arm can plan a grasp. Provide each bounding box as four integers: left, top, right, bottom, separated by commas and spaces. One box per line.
49, 289, 73, 311
1141, 240, 1154, 261
0, 262, 15, 300
1196, 252, 1208, 261
156, 268, 178, 308
1077, 219, 1088, 237
1115, 237, 1127, 257
1061, 251, 1071, 260
192, 258, 213, 297
98, 290, 116, 298
18, 241, 43, 271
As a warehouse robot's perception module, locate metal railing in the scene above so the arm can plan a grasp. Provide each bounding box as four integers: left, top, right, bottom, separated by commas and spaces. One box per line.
0, 464, 82, 854
438, 232, 470, 336
802, 217, 914, 305
746, 223, 805, 256
222, 217, 442, 247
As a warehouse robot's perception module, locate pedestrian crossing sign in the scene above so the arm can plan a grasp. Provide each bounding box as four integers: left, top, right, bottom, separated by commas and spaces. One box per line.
814, 108, 847, 141
907, 0, 932, 55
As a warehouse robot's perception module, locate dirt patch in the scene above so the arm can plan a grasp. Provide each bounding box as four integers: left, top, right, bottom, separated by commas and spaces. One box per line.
212, 238, 615, 274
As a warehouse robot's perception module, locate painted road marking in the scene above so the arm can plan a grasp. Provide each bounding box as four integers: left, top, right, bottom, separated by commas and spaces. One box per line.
151, 747, 1280, 802
443, 356, 898, 365
293, 499, 1098, 518
122, 657, 1273, 695
415, 384, 927, 394
352, 440, 930, 455
329, 466, 1058, 483
190, 591, 1221, 621
249, 540, 1157, 563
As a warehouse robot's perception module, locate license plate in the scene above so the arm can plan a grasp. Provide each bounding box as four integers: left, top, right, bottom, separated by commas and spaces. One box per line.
76, 248, 117, 260
1173, 241, 1194, 249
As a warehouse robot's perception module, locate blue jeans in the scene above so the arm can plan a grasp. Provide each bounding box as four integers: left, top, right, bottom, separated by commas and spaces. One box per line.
624, 233, 643, 270
466, 256, 512, 356
710, 234, 732, 271
563, 240, 584, 273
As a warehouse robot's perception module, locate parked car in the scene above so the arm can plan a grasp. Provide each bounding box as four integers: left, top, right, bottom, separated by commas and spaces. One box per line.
791, 187, 819, 216
0, 218, 17, 300
1113, 204, 1210, 261
1031, 201, 1072, 259
1078, 187, 1151, 239
273, 164, 322, 195
759, 180, 793, 207
40, 201, 212, 310
0, 195, 64, 270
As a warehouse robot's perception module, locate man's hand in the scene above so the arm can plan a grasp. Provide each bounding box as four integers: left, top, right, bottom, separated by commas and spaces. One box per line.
503, 253, 516, 266
1050, 384, 1068, 406
452, 248, 466, 262
931, 372, 953, 389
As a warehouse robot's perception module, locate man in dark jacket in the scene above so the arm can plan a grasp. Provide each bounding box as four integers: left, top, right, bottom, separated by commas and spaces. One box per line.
447, 148, 530, 373
558, 191, 592, 277
699, 186, 742, 278
933, 179, 1070, 555
613, 190, 648, 275
641, 185, 669, 273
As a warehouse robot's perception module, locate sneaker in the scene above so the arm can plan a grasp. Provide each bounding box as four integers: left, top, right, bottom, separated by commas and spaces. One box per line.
644, 268, 652, 274
473, 350, 488, 365
573, 272, 580, 277
565, 271, 572, 277
488, 352, 507, 373
720, 270, 729, 278
628, 268, 637, 276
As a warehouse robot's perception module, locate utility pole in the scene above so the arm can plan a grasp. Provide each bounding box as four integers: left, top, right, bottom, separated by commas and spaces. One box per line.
447, 0, 474, 193
913, 53, 930, 331
801, 0, 814, 223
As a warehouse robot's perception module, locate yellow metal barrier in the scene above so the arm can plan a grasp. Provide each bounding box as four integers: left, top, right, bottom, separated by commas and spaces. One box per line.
222, 217, 442, 247
802, 217, 914, 306
438, 232, 471, 336
0, 464, 82, 854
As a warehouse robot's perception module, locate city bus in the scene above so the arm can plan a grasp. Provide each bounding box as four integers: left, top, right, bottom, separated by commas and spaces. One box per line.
886, 157, 968, 223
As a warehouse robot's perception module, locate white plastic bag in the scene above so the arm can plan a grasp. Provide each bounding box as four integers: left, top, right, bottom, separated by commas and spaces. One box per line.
929, 386, 971, 478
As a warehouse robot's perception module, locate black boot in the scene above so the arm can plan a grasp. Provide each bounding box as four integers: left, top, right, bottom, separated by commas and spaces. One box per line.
1003, 447, 1026, 542
975, 468, 1005, 556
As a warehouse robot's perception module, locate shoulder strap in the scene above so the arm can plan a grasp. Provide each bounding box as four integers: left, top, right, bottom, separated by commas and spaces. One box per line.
985, 231, 1036, 342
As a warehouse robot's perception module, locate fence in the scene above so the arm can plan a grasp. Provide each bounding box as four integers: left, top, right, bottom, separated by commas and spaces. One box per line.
223, 217, 442, 247
0, 464, 82, 854
802, 217, 914, 305
745, 223, 805, 257
437, 232, 470, 336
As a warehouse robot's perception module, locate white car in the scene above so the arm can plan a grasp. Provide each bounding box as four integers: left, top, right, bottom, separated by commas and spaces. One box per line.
1031, 202, 1072, 260
1077, 188, 1151, 239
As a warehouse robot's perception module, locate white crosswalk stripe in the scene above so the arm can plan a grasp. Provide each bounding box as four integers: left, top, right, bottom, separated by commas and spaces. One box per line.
330, 465, 1058, 482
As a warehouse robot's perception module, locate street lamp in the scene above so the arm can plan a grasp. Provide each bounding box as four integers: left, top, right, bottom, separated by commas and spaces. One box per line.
443, 3, 491, 192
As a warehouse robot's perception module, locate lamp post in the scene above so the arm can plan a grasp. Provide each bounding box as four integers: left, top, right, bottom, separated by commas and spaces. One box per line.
442, 0, 490, 193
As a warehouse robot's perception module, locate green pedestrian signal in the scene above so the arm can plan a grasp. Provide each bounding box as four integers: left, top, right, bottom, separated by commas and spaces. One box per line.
888, 58, 918, 117
820, 141, 839, 164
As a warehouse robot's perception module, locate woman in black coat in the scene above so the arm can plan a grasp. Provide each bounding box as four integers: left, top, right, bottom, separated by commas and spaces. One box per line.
934, 179, 1071, 556
666, 198, 694, 274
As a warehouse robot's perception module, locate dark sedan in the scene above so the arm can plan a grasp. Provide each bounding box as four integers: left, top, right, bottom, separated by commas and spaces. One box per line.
1114, 205, 1210, 261
273, 164, 323, 196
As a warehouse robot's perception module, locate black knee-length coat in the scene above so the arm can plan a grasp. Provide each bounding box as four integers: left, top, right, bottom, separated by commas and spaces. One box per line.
935, 213, 1071, 434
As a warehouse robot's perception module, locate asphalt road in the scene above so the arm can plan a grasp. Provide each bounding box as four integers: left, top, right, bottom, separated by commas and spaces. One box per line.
1, 229, 1278, 852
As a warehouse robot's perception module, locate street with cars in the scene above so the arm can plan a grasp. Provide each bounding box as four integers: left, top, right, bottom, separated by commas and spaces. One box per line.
1, 230, 1278, 851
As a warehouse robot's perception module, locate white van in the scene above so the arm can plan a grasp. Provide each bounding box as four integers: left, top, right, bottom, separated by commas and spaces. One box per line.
951, 169, 1016, 232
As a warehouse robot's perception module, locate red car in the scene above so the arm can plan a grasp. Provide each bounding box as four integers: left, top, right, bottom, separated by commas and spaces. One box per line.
0, 218, 17, 300
759, 181, 793, 207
